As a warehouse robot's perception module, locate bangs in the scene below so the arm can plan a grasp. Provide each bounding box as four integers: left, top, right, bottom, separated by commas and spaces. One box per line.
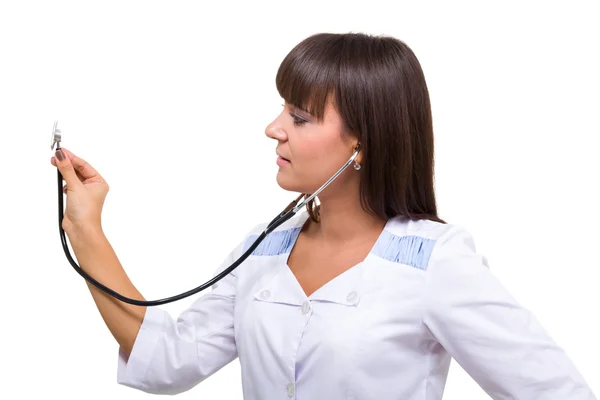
275, 34, 343, 122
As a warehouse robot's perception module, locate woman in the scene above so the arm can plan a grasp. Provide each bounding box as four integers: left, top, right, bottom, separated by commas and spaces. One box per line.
50, 33, 596, 399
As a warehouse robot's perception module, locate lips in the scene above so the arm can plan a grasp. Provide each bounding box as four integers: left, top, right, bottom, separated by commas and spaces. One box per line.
276, 151, 290, 162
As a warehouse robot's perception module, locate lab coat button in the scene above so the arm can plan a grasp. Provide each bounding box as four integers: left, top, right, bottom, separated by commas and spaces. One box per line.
260, 290, 271, 299
301, 301, 311, 315
286, 382, 295, 397
347, 291, 358, 303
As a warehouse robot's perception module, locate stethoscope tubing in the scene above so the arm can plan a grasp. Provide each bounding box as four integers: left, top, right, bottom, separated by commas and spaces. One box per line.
55, 146, 359, 306
56, 167, 297, 306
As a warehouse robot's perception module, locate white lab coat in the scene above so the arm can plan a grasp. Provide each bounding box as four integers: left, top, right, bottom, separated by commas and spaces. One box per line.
116, 210, 596, 399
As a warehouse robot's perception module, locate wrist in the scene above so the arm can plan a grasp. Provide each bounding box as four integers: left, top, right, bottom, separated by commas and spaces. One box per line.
68, 224, 106, 247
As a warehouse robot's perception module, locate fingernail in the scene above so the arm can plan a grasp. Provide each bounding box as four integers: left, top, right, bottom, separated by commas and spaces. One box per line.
56, 149, 65, 161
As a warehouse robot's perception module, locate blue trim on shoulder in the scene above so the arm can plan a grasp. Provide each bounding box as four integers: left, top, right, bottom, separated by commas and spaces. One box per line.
243, 227, 302, 256
371, 231, 436, 270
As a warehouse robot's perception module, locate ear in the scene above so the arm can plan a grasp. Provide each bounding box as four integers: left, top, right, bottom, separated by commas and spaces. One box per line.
353, 141, 362, 164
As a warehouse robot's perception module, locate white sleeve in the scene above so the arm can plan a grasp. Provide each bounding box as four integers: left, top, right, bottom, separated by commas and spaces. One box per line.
116, 237, 246, 395
422, 225, 597, 400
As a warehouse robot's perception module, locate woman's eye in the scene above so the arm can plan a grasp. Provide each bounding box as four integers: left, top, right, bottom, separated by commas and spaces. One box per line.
290, 113, 307, 126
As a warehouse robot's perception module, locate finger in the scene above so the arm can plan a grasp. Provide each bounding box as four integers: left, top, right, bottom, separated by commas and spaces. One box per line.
61, 147, 103, 182
53, 156, 98, 183
54, 149, 83, 189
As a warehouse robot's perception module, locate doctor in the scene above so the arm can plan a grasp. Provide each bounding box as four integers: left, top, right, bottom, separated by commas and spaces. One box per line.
50, 32, 596, 399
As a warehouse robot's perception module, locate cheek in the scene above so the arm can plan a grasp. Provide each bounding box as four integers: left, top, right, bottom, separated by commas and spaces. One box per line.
295, 139, 332, 176
297, 139, 346, 186
296, 136, 336, 164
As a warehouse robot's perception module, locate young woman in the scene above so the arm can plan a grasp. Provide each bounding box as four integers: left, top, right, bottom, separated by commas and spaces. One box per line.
51, 32, 596, 399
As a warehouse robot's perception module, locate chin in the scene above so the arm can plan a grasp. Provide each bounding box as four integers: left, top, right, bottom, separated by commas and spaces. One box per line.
275, 171, 310, 194
275, 172, 296, 192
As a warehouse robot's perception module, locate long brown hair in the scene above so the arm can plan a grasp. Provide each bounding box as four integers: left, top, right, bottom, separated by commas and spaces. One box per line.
276, 33, 445, 224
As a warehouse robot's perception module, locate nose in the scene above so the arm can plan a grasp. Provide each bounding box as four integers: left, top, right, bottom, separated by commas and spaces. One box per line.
265, 114, 288, 142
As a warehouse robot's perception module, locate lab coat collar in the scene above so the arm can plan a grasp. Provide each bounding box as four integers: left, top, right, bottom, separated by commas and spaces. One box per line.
252, 260, 364, 307
252, 210, 376, 308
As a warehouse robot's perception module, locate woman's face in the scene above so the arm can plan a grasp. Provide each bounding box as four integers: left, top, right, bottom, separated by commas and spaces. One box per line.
265, 100, 359, 196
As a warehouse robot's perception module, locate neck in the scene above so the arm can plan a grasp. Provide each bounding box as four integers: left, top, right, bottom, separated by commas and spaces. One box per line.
306, 189, 386, 244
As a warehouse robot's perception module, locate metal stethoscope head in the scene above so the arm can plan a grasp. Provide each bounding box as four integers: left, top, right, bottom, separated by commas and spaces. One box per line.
51, 121, 62, 151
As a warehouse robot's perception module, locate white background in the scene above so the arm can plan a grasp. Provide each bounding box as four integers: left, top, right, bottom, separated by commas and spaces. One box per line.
1, 0, 598, 398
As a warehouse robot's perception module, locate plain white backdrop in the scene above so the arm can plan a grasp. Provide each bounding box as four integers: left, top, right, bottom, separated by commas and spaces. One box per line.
1, 0, 598, 398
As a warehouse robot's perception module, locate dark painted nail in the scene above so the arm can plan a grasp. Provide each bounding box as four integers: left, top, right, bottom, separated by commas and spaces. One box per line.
56, 149, 65, 161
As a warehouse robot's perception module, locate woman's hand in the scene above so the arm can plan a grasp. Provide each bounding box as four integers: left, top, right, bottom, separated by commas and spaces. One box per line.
51, 148, 109, 238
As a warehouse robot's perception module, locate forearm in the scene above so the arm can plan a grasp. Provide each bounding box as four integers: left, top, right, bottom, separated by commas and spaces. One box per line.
70, 227, 146, 358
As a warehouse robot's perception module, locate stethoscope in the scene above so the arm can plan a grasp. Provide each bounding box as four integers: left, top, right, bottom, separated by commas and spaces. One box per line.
51, 121, 361, 306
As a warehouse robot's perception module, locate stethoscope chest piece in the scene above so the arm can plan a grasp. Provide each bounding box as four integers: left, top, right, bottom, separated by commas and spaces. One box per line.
51, 120, 61, 150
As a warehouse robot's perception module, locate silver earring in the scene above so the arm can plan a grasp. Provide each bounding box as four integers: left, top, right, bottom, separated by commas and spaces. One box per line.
353, 161, 361, 171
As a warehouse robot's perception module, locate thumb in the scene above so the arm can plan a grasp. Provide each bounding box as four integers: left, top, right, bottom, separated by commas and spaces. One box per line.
55, 148, 82, 189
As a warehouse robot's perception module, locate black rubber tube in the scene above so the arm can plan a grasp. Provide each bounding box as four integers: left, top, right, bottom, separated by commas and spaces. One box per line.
56, 167, 296, 306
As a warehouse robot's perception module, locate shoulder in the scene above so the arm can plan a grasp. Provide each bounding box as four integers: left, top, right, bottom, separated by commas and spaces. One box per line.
236, 210, 309, 257
211, 211, 308, 280
379, 216, 487, 272
385, 215, 463, 242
